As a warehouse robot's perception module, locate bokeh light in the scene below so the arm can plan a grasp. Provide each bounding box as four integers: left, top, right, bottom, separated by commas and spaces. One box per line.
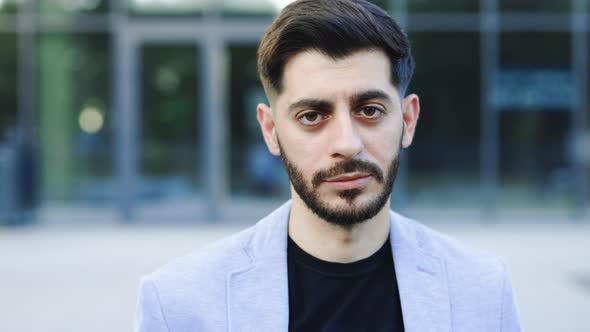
79, 106, 104, 134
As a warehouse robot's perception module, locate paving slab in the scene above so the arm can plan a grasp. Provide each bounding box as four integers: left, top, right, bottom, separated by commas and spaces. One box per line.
0, 222, 589, 332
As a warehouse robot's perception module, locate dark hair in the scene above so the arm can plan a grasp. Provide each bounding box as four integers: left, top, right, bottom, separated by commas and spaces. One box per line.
257, 0, 414, 98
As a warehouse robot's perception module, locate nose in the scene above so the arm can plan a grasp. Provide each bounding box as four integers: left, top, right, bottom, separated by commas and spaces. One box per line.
328, 113, 364, 159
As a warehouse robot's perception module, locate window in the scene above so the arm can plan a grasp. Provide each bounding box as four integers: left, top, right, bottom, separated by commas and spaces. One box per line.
226, 44, 289, 199
408, 0, 478, 13
128, 0, 205, 15
37, 0, 108, 14
139, 45, 202, 201
37, 33, 113, 202
499, 0, 571, 13
406, 32, 481, 209
0, 33, 17, 141
498, 32, 575, 211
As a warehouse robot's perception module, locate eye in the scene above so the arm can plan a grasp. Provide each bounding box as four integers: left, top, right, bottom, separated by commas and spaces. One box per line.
356, 106, 385, 119
297, 111, 327, 126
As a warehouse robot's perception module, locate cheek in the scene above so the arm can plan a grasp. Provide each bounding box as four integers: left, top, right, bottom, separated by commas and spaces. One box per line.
362, 125, 403, 164
278, 125, 325, 172
297, 143, 327, 175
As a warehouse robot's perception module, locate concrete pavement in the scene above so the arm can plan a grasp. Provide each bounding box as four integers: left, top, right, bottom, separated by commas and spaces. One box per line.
0, 221, 589, 331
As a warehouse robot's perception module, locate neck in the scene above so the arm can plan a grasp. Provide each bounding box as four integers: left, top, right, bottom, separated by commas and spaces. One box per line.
288, 194, 391, 263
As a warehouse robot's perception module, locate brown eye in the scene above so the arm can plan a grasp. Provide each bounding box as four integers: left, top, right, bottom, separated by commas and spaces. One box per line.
357, 106, 384, 119
363, 108, 377, 117
298, 111, 325, 126
304, 113, 319, 122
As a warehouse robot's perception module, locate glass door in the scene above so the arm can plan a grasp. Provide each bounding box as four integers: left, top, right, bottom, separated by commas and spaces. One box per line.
497, 32, 576, 216
135, 43, 205, 219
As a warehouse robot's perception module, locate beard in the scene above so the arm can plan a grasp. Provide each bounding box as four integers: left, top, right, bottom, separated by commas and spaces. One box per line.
278, 140, 400, 228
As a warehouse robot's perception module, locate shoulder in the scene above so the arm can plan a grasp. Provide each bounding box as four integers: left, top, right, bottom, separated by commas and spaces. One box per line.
136, 225, 258, 331
392, 211, 506, 276
136, 202, 292, 331
148, 224, 256, 291
392, 212, 519, 329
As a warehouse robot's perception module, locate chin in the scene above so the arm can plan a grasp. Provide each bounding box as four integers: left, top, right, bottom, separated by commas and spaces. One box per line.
309, 193, 389, 227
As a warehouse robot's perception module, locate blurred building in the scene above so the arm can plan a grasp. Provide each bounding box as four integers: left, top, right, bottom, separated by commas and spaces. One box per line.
0, 0, 588, 223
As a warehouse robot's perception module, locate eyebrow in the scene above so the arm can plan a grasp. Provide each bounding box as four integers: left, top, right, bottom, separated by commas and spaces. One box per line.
349, 89, 393, 107
287, 89, 394, 114
288, 99, 333, 113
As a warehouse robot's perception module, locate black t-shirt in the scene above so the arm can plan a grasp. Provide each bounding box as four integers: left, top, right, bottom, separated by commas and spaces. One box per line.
287, 236, 405, 332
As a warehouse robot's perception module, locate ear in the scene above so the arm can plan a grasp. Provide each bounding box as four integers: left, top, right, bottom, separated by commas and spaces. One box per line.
401, 93, 420, 148
257, 103, 281, 156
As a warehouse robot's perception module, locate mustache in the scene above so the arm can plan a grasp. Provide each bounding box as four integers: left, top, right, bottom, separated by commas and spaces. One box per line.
311, 159, 384, 188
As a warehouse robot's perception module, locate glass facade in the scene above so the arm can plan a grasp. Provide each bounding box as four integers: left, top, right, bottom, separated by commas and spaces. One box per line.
0, 0, 587, 222
129, 0, 206, 15
223, 0, 282, 16
227, 44, 289, 198
0, 0, 19, 13
0, 33, 17, 141
139, 45, 202, 202
369, 0, 390, 12
498, 32, 576, 211
37, 0, 108, 13
407, 32, 481, 208
37, 33, 113, 202
221, 0, 388, 16
499, 0, 571, 12
408, 0, 478, 12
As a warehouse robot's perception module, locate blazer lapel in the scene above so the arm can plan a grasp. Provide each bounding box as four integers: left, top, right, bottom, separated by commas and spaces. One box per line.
227, 203, 451, 332
227, 202, 291, 332
227, 258, 289, 332
390, 212, 451, 332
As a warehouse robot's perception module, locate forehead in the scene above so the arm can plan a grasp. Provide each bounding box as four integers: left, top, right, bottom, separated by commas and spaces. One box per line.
277, 49, 398, 106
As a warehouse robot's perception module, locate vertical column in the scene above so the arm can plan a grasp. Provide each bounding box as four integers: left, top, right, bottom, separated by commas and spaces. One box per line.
16, 0, 37, 221
572, 0, 589, 218
201, 38, 226, 221
201, 31, 226, 221
480, 0, 500, 218
112, 2, 138, 221
17, 0, 35, 136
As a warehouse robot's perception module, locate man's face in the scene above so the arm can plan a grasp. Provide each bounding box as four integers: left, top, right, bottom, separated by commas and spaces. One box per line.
258, 50, 417, 227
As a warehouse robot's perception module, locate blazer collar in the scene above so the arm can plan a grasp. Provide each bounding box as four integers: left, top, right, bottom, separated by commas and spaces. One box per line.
390, 210, 451, 332
227, 202, 451, 332
227, 201, 291, 332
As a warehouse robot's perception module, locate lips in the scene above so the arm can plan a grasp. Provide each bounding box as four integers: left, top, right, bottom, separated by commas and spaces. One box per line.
311, 159, 384, 188
325, 173, 372, 182
323, 173, 372, 191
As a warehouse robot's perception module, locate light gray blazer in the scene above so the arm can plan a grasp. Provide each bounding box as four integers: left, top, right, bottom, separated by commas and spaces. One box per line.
135, 201, 522, 332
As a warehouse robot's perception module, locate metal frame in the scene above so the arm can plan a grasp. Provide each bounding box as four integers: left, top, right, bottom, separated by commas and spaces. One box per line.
572, 0, 590, 217
112, 17, 271, 220
480, 0, 500, 218
0, 0, 588, 221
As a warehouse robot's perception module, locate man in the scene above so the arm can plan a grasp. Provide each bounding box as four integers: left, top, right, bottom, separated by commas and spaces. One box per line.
136, 0, 522, 331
